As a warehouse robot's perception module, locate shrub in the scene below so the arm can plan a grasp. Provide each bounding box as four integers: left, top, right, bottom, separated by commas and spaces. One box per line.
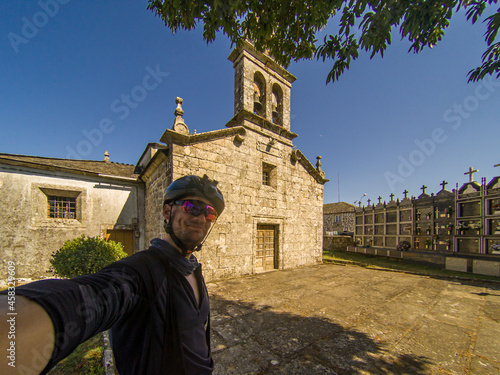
50, 235, 128, 278
396, 241, 411, 251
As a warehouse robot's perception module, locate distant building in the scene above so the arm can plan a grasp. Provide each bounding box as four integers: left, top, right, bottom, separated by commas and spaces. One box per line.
323, 202, 356, 234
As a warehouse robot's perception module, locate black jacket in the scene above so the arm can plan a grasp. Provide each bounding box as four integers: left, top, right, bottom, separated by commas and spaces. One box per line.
11, 241, 212, 374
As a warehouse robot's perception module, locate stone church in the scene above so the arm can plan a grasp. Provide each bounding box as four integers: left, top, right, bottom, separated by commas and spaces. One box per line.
137, 41, 328, 281
0, 41, 328, 282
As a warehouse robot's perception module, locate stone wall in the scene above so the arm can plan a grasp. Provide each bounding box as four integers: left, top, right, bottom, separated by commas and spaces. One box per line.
324, 213, 355, 233
323, 235, 354, 252
0, 165, 145, 278
144, 127, 325, 282
143, 150, 172, 243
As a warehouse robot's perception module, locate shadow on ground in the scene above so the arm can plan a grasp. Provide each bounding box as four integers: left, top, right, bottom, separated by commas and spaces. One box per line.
210, 296, 431, 375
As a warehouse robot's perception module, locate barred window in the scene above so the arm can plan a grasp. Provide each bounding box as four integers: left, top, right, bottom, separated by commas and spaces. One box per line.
262, 171, 270, 186
48, 196, 77, 219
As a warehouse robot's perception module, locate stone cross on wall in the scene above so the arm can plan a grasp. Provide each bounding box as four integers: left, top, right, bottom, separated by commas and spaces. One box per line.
389, 193, 394, 201
378, 196, 382, 204
403, 190, 408, 199
421, 185, 427, 195
440, 180, 448, 190
464, 167, 478, 183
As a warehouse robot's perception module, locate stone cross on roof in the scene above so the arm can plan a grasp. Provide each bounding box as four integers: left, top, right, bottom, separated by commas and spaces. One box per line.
389, 193, 394, 201
367, 198, 371, 205
421, 185, 427, 194
440, 180, 448, 190
403, 190, 408, 199
464, 167, 478, 183
378, 196, 382, 204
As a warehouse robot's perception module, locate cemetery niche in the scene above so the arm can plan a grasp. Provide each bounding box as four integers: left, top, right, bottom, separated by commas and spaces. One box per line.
353, 167, 500, 256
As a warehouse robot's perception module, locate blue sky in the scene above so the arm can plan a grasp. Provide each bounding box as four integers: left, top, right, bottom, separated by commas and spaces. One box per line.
1, 1, 499, 206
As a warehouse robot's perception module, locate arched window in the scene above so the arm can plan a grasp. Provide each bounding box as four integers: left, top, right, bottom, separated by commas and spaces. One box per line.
253, 72, 266, 117
271, 83, 283, 126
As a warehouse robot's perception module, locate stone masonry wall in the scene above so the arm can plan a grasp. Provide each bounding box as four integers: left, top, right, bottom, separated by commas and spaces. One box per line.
324, 212, 355, 233
143, 151, 172, 244
323, 235, 354, 252
144, 128, 324, 282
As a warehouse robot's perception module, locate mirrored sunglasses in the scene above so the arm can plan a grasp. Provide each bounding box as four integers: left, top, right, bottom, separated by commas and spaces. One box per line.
174, 200, 218, 222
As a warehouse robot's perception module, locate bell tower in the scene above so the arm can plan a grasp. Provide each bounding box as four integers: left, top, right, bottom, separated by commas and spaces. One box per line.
228, 40, 296, 135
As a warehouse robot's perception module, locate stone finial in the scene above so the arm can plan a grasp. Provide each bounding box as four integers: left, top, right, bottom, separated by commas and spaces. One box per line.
104, 150, 110, 162
174, 97, 184, 116
316, 156, 325, 178
172, 97, 189, 134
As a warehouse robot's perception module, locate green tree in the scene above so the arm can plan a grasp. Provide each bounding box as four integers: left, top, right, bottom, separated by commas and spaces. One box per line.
49, 235, 128, 278
147, 0, 499, 84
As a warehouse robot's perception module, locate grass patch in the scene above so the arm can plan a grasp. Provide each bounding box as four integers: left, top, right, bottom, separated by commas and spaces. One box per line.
47, 333, 105, 375
323, 249, 500, 282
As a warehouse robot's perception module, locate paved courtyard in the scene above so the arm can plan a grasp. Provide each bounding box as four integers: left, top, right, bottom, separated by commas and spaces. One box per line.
207, 263, 500, 374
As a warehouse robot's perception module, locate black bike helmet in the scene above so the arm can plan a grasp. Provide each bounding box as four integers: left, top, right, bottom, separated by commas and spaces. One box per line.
163, 174, 224, 255
163, 174, 225, 215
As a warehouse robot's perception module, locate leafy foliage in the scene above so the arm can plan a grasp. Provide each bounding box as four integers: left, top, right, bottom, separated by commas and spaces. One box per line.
50, 235, 127, 278
147, 0, 500, 84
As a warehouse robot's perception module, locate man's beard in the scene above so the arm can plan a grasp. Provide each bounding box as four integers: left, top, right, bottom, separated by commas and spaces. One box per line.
172, 221, 206, 250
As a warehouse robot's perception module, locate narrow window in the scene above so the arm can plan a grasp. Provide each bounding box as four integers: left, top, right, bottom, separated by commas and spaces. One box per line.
262, 162, 276, 187
262, 171, 270, 186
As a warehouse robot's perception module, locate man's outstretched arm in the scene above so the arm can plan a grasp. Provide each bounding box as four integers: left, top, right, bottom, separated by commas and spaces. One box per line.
1, 295, 55, 374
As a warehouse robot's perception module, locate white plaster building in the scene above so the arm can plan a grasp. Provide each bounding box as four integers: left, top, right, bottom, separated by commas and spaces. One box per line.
0, 153, 144, 278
